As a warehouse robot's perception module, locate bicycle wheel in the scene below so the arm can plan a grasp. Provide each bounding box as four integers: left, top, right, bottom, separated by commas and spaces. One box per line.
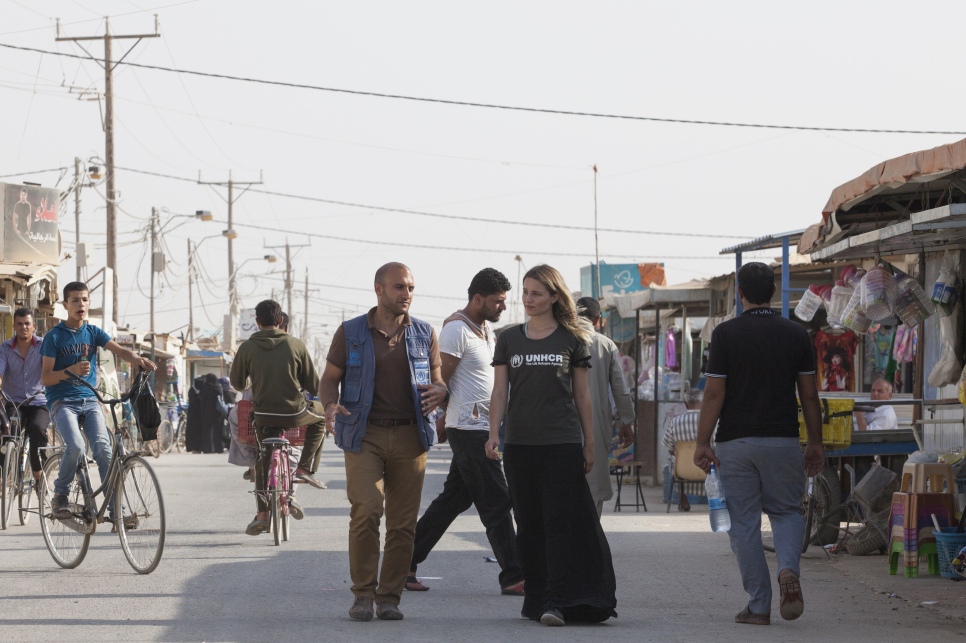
115, 455, 166, 574
806, 467, 842, 547
19, 471, 35, 526
175, 415, 186, 453
281, 464, 291, 543
157, 420, 174, 454
271, 487, 281, 546
1, 445, 15, 529
39, 453, 91, 569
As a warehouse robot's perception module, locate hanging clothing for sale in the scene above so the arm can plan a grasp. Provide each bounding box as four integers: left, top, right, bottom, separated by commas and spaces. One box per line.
815, 329, 859, 392
872, 326, 896, 377
665, 328, 678, 369
893, 325, 917, 363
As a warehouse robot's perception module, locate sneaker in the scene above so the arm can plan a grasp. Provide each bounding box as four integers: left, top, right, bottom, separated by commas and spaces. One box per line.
243, 469, 254, 481
375, 601, 404, 621
289, 498, 304, 520
295, 471, 326, 489
778, 569, 804, 620
50, 494, 71, 519
349, 596, 374, 621
540, 608, 565, 626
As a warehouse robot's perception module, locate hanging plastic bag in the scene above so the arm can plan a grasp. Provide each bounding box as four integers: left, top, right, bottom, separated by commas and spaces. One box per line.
932, 250, 962, 316
928, 294, 964, 388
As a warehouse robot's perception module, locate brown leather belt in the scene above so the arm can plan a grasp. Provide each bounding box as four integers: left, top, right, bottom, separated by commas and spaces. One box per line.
368, 418, 417, 428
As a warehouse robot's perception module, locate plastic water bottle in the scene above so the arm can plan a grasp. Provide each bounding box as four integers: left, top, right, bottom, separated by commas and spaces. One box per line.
705, 464, 732, 533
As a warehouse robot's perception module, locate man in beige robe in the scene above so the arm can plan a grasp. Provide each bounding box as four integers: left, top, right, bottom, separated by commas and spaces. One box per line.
577, 297, 636, 516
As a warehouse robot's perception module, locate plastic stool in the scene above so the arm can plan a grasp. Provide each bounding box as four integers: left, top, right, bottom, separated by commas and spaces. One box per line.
900, 463, 955, 493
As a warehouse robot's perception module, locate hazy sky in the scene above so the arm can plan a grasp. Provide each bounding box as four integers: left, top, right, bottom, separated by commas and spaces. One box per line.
1, 0, 964, 350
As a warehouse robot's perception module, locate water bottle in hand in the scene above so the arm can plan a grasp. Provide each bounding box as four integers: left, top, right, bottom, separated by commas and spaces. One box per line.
705, 463, 732, 533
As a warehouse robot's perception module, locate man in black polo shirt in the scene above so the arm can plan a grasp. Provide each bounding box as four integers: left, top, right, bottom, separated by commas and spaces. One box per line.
693, 262, 824, 626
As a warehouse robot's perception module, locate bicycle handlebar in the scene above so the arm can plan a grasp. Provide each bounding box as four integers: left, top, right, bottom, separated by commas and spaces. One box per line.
65, 369, 151, 406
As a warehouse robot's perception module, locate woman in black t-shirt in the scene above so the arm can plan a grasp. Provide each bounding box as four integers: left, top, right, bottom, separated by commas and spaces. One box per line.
487, 264, 617, 626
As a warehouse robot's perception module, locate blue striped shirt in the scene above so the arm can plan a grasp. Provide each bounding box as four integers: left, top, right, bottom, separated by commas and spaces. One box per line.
0, 335, 46, 406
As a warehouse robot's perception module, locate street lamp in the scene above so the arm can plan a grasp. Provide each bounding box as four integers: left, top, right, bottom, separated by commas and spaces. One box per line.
149, 209, 214, 390
228, 255, 278, 312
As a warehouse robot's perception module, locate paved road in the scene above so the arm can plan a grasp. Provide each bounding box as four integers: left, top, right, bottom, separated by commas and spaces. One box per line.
1, 445, 963, 642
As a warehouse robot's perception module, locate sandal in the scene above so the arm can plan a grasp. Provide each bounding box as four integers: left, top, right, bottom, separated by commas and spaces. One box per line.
245, 516, 269, 536
405, 575, 429, 591
501, 580, 525, 596
779, 570, 804, 620
735, 607, 770, 625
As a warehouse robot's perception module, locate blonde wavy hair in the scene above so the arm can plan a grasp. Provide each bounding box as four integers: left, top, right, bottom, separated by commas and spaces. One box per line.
524, 264, 595, 345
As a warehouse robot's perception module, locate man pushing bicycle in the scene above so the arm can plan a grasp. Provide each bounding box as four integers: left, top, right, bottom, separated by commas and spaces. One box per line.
230, 299, 330, 536
41, 282, 156, 521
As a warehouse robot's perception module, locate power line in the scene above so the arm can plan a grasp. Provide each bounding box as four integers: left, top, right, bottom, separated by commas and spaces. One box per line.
0, 41, 962, 136
113, 165, 750, 240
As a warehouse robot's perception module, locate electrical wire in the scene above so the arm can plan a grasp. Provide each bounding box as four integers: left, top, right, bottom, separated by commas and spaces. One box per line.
0, 42, 962, 136
112, 165, 751, 240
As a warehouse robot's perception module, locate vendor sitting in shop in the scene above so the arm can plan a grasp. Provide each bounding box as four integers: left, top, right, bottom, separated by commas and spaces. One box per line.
855, 378, 898, 431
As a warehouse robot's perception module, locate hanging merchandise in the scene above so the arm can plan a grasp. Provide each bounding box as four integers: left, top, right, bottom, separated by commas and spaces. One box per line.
892, 325, 917, 364
665, 328, 678, 369
860, 266, 897, 321
871, 326, 896, 378
815, 329, 859, 392
928, 292, 964, 389
932, 251, 962, 316
842, 286, 872, 332
795, 284, 830, 321
827, 266, 867, 328
893, 273, 936, 328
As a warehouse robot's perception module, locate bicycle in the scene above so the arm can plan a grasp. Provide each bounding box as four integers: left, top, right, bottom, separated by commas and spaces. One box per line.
255, 429, 298, 546
160, 392, 187, 454
0, 392, 43, 529
38, 370, 166, 574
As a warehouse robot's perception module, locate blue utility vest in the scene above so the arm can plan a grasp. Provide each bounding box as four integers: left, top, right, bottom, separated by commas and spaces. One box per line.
334, 314, 436, 453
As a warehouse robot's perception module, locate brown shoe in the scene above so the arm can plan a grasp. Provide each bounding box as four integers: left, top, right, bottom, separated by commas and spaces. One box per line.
735, 607, 770, 625
375, 601, 404, 620
778, 569, 804, 620
349, 596, 374, 621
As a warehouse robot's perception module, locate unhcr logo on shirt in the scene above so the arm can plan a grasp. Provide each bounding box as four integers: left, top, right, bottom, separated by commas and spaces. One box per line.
510, 354, 563, 368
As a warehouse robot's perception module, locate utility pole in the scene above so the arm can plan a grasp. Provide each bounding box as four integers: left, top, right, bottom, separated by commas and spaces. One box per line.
187, 239, 195, 344
74, 158, 82, 281
302, 268, 309, 340
198, 171, 263, 316
57, 16, 160, 324
593, 164, 601, 299
266, 239, 309, 334
149, 207, 159, 390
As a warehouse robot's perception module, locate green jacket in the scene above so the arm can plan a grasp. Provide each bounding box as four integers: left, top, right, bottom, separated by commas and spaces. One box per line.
229, 329, 320, 428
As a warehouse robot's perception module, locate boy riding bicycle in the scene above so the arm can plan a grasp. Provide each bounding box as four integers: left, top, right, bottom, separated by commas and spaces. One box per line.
40, 282, 156, 520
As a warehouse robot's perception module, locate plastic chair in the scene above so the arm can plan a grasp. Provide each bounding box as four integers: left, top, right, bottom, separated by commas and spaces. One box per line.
666, 441, 707, 513
900, 463, 954, 494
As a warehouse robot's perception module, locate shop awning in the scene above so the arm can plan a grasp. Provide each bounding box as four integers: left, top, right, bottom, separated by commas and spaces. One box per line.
803, 137, 966, 258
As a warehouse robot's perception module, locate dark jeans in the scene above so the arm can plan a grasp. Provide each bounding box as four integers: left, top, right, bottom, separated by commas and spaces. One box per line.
21, 405, 50, 473
504, 443, 617, 623
410, 429, 523, 588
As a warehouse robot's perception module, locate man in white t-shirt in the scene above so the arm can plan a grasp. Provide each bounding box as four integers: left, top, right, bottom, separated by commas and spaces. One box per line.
856, 378, 898, 431
406, 268, 524, 596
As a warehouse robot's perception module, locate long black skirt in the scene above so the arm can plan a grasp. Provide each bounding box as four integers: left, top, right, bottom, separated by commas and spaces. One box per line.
504, 443, 617, 623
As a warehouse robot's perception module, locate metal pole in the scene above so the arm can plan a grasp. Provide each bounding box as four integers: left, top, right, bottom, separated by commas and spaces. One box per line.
781, 236, 790, 317
103, 20, 118, 324
735, 251, 744, 315
302, 267, 309, 340
187, 239, 194, 344
228, 178, 236, 316
149, 207, 157, 391
74, 157, 82, 281
285, 242, 293, 318
593, 164, 600, 298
